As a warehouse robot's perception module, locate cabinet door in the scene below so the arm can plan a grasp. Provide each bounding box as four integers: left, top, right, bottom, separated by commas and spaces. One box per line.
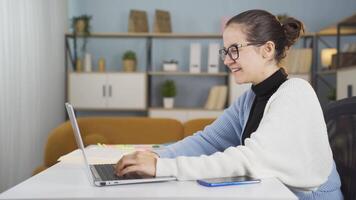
68, 73, 107, 109
107, 73, 147, 109
337, 67, 356, 100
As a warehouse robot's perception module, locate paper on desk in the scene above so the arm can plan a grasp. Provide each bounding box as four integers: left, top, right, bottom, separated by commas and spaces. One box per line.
58, 146, 130, 164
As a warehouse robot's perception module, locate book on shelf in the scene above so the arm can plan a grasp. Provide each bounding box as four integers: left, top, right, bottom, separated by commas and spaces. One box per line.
280, 48, 312, 74
189, 43, 202, 73
128, 10, 148, 33
154, 10, 172, 33
204, 85, 227, 110
208, 43, 220, 73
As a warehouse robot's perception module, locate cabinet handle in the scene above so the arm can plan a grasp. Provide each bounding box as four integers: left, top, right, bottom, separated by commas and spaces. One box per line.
102, 85, 106, 97
347, 85, 353, 97
109, 85, 112, 97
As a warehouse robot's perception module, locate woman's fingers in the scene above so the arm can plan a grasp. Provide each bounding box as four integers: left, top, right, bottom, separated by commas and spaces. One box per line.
115, 153, 138, 175
115, 151, 157, 177
120, 165, 141, 176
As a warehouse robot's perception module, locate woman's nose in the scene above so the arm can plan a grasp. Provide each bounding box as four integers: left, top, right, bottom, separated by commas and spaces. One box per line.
223, 56, 234, 66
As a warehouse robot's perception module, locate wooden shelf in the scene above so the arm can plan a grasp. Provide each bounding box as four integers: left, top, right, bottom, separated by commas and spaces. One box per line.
148, 71, 229, 76
67, 71, 228, 76
74, 107, 148, 111
317, 66, 356, 75
151, 33, 221, 39
301, 32, 316, 37
66, 32, 315, 39
68, 71, 147, 74
65, 32, 222, 39
317, 26, 356, 36
65, 32, 149, 38
332, 65, 356, 71
149, 107, 224, 111
317, 69, 337, 75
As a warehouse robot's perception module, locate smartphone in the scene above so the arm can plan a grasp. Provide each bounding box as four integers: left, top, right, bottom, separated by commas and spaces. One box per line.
197, 176, 261, 187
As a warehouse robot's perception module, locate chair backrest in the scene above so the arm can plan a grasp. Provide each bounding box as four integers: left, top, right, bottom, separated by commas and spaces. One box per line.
183, 118, 216, 138
44, 117, 184, 167
324, 97, 356, 200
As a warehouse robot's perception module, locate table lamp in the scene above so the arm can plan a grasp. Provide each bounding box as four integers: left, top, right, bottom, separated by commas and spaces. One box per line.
321, 48, 337, 68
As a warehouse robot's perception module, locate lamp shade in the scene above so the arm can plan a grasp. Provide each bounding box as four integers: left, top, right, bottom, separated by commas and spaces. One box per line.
321, 48, 337, 67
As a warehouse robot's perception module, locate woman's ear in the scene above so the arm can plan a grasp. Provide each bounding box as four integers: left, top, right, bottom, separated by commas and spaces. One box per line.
261, 41, 275, 61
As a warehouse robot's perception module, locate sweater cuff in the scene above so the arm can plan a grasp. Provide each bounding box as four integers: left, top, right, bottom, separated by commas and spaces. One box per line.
152, 149, 172, 158
156, 158, 178, 177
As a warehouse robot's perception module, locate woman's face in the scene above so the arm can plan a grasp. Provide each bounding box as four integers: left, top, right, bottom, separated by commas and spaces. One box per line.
222, 24, 267, 85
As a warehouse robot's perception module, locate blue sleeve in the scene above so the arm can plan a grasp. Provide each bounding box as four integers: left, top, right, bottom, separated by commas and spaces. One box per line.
154, 91, 249, 158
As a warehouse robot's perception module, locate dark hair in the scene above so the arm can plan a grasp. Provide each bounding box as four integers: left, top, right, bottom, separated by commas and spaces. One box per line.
226, 9, 305, 63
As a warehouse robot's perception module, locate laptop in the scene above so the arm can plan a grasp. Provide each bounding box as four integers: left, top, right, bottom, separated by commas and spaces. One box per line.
65, 102, 176, 186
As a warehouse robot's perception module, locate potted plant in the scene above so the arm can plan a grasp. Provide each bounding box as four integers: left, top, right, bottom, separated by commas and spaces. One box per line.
71, 15, 92, 66
161, 80, 176, 109
122, 50, 137, 72
71, 15, 92, 34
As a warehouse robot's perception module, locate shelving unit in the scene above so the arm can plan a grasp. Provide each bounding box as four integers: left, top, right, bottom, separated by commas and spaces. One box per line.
65, 31, 316, 120
65, 32, 230, 120
313, 13, 356, 103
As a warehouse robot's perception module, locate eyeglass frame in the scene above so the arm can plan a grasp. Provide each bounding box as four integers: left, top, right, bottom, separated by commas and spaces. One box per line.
219, 42, 265, 62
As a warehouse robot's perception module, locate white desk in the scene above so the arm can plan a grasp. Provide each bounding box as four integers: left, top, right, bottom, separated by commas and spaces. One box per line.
0, 147, 297, 200
0, 161, 297, 200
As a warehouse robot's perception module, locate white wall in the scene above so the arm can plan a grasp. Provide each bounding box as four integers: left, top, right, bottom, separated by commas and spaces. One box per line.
0, 0, 67, 193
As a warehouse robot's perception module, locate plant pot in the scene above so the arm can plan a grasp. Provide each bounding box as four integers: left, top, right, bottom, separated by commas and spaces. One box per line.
163, 97, 174, 109
75, 19, 86, 34
123, 59, 136, 72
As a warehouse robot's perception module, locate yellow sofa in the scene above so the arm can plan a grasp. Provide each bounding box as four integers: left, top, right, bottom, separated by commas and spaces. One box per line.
33, 117, 215, 175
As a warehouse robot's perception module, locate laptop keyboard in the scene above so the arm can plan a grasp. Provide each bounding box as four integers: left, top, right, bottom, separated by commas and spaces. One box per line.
94, 164, 143, 181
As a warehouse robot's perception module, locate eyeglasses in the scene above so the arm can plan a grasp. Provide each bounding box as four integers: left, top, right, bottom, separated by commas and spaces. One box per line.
219, 42, 263, 62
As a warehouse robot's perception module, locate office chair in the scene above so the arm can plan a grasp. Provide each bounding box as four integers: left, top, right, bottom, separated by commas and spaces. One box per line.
324, 97, 356, 200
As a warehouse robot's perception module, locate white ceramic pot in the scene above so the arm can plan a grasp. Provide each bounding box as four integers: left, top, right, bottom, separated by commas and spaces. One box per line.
163, 97, 174, 109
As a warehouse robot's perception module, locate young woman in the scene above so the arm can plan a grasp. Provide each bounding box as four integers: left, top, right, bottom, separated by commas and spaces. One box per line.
115, 9, 343, 200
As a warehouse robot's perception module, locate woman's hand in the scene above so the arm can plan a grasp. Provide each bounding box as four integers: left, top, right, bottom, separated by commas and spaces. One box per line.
115, 151, 159, 178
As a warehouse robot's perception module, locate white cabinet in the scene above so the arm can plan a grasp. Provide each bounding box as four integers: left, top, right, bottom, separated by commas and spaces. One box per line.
68, 73, 147, 109
337, 66, 356, 100
106, 74, 147, 109
68, 73, 107, 108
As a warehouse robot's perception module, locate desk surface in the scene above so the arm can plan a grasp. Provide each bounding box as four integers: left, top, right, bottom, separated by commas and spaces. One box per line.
0, 161, 297, 200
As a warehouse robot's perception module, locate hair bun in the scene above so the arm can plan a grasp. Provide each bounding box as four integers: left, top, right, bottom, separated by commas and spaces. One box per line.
281, 17, 305, 48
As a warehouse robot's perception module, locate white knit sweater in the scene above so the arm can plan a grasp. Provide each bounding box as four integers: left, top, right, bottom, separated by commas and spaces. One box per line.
156, 78, 333, 191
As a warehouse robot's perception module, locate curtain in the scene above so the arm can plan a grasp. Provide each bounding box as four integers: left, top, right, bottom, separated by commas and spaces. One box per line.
0, 0, 67, 192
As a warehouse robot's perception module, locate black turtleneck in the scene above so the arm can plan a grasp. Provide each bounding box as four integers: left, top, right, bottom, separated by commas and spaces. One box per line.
241, 68, 288, 145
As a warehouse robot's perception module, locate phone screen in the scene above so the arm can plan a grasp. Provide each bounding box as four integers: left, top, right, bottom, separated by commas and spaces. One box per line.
197, 176, 261, 187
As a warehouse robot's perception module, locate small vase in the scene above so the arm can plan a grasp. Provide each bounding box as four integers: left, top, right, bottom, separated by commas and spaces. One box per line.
76, 59, 82, 72
84, 53, 92, 72
163, 97, 174, 109
98, 58, 106, 72
75, 19, 86, 34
